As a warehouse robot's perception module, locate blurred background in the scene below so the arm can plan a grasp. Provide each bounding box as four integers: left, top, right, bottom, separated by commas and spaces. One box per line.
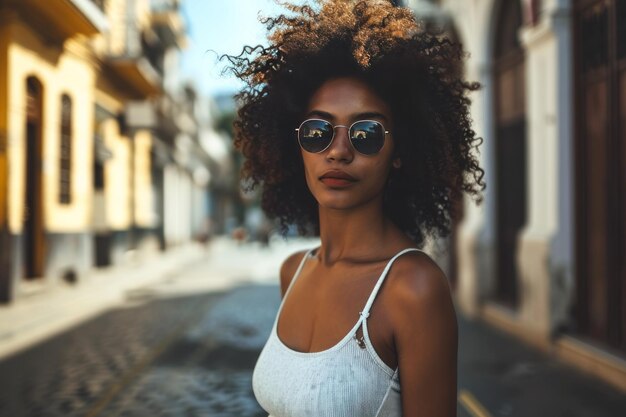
0, 0, 624, 416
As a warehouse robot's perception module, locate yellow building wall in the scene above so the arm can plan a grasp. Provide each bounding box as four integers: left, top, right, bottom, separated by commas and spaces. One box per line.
92, 0, 156, 232
96, 73, 146, 232
3, 1, 158, 236
134, 129, 156, 228
134, 0, 152, 31
0, 23, 9, 229
103, 0, 151, 57
106, 0, 128, 56
6, 20, 95, 234
102, 118, 133, 230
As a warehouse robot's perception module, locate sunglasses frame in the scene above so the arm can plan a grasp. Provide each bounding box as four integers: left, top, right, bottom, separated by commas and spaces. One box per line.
295, 118, 390, 155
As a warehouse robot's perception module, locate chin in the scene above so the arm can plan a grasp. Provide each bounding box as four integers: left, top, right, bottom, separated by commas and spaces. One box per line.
314, 189, 380, 212
318, 199, 358, 211
306, 177, 386, 212
310, 189, 355, 210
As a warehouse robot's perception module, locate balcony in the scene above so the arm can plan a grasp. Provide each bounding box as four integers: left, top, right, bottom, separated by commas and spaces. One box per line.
151, 1, 186, 49
5, 0, 108, 38
105, 21, 162, 98
105, 55, 162, 98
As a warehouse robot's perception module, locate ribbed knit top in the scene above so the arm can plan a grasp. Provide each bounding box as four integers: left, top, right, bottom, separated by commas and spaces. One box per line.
252, 247, 422, 417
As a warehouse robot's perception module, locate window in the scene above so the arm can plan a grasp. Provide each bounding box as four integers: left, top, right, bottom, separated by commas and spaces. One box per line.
59, 95, 72, 204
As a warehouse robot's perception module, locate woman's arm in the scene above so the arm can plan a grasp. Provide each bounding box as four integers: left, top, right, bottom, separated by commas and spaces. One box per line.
389, 254, 458, 417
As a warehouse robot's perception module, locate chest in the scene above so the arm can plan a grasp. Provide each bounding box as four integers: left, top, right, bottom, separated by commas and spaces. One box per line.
276, 261, 397, 366
252, 343, 401, 417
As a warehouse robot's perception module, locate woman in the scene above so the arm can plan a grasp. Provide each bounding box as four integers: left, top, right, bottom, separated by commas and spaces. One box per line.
226, 1, 485, 416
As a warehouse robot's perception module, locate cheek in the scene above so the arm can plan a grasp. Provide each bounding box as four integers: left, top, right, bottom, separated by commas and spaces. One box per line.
368, 162, 392, 193
366, 152, 393, 183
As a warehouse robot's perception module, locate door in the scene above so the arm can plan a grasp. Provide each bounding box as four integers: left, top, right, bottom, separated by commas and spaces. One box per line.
493, 0, 527, 307
24, 77, 45, 279
575, 0, 626, 353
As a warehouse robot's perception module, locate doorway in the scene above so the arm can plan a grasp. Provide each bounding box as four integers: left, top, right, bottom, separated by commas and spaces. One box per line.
574, 0, 626, 353
24, 77, 45, 279
492, 0, 527, 307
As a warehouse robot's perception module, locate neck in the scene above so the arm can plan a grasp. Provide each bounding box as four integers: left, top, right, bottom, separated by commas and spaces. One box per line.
317, 196, 393, 265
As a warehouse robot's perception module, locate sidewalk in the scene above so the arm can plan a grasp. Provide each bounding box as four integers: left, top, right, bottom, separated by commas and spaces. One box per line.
0, 243, 205, 360
0, 236, 318, 361
457, 315, 626, 417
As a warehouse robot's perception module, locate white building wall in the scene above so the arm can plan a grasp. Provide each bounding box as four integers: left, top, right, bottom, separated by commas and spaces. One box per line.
439, 0, 500, 316
436, 0, 576, 342
517, 15, 560, 339
544, 0, 577, 337
164, 165, 193, 246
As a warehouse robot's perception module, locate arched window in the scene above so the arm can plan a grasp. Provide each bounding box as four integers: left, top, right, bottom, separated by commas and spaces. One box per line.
59, 94, 72, 204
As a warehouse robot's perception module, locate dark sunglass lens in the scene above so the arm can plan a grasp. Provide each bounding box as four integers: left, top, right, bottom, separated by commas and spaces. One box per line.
299, 120, 333, 153
350, 121, 384, 155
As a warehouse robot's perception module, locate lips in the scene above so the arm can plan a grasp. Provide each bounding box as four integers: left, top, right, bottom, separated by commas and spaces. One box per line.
320, 170, 356, 181
319, 170, 357, 188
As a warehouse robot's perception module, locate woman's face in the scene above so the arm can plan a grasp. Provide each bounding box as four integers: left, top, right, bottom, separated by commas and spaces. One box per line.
300, 76, 399, 211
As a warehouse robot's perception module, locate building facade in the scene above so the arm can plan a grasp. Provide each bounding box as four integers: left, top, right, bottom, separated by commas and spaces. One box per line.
0, 0, 108, 300
402, 0, 626, 392
0, 0, 216, 303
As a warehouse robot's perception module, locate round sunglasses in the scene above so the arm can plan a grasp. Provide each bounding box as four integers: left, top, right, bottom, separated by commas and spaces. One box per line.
295, 119, 390, 155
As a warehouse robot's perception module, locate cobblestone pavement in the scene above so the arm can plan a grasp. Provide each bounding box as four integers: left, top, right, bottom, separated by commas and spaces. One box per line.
93, 284, 280, 417
0, 271, 281, 417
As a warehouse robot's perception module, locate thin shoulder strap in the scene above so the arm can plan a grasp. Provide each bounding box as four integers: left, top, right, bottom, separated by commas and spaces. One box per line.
282, 247, 317, 301
359, 248, 423, 318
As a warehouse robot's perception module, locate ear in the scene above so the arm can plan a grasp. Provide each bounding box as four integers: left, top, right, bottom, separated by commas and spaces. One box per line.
392, 157, 402, 169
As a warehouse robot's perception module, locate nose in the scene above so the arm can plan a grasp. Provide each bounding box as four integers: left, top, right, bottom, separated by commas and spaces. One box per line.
326, 125, 354, 163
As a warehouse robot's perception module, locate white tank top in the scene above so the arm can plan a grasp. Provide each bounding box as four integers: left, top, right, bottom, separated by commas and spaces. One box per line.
252, 247, 422, 417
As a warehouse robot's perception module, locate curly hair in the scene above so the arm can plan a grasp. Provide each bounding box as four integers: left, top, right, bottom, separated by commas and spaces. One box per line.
224, 0, 485, 247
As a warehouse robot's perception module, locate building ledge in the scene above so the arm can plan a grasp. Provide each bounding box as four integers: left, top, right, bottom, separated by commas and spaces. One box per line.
480, 301, 551, 352
555, 335, 626, 393
15, 0, 108, 38
105, 57, 162, 98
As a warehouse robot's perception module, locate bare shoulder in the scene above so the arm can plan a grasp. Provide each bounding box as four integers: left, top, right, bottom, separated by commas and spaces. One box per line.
386, 250, 455, 323
386, 250, 458, 417
279, 249, 310, 298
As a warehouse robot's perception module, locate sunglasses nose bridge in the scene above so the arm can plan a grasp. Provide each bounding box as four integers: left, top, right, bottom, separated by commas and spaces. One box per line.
322, 124, 351, 161
329, 124, 352, 148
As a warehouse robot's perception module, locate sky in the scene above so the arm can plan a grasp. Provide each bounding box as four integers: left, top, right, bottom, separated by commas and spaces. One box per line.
180, 0, 301, 99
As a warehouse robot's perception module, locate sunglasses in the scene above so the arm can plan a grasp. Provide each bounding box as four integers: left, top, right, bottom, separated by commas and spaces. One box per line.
295, 119, 390, 155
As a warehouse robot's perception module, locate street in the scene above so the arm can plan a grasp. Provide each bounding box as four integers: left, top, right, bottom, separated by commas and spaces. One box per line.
0, 242, 625, 417
0, 257, 278, 417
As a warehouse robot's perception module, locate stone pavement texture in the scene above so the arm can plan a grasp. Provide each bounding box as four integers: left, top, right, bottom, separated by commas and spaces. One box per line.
95, 285, 280, 417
